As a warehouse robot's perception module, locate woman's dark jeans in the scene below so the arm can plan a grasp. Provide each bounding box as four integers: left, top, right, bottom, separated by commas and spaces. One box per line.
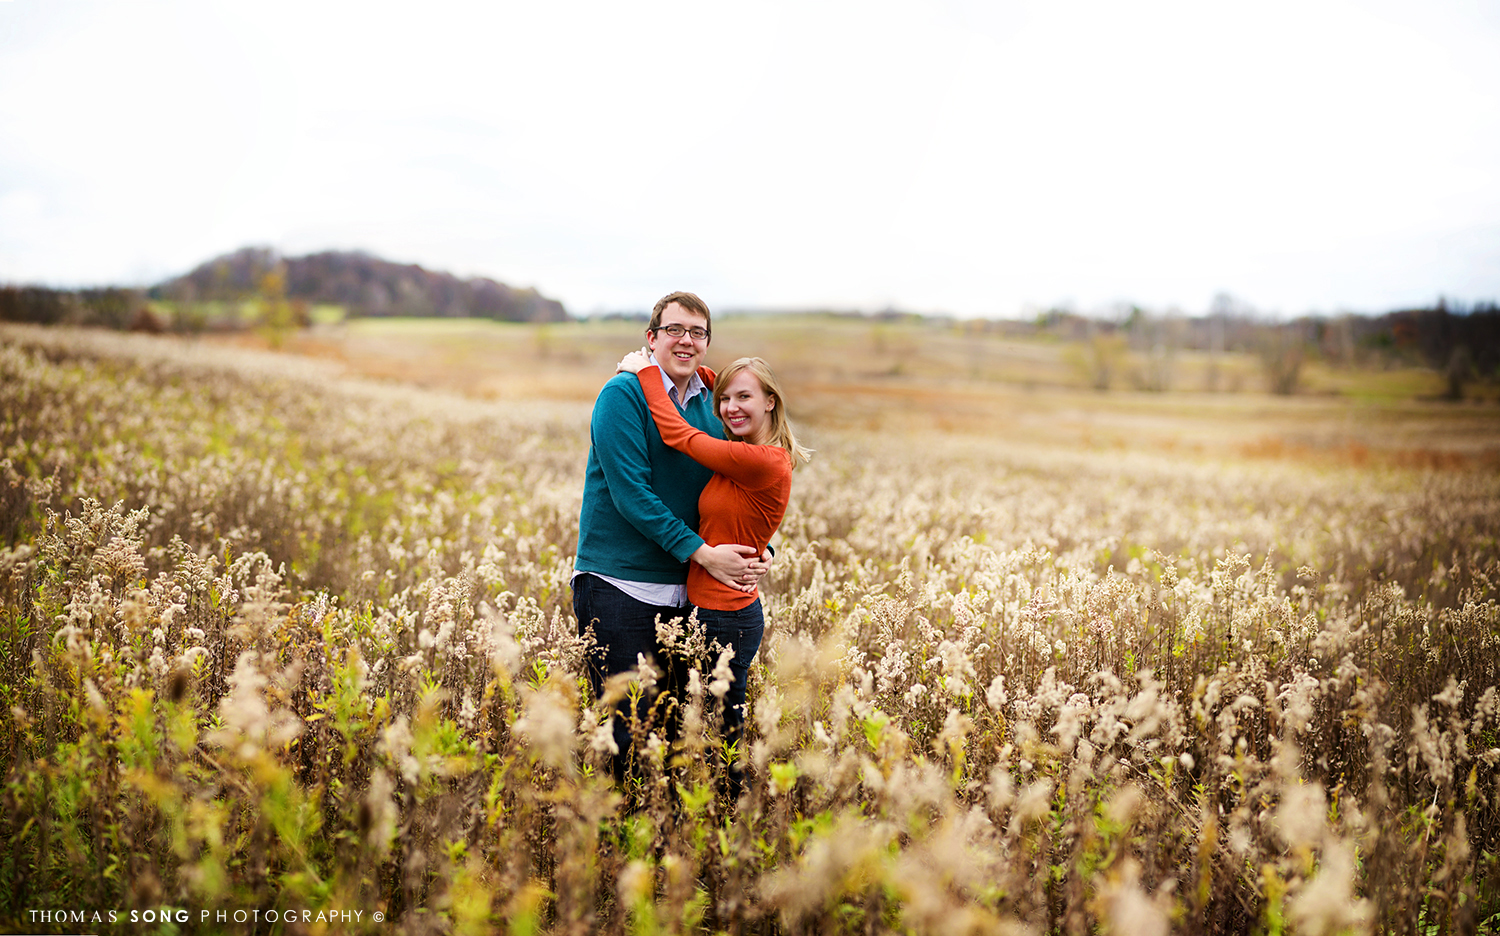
697, 597, 765, 799
572, 574, 690, 785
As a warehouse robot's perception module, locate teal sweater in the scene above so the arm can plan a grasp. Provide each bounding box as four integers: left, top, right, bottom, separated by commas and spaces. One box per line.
574, 370, 721, 584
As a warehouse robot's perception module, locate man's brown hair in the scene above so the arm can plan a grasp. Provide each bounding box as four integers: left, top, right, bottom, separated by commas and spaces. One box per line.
649, 291, 712, 339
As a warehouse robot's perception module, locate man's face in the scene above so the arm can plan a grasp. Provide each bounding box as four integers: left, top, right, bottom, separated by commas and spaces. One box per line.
647, 302, 710, 389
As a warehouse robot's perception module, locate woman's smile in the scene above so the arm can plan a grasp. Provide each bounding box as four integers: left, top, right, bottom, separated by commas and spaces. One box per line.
718, 370, 774, 443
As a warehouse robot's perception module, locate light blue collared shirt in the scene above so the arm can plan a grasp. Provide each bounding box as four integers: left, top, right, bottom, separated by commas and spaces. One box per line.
657, 353, 709, 408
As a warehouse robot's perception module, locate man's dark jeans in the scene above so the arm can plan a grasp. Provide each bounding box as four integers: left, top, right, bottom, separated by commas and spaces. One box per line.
573, 573, 689, 785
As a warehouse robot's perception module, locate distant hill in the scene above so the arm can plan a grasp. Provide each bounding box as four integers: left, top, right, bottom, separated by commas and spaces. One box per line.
152, 247, 568, 323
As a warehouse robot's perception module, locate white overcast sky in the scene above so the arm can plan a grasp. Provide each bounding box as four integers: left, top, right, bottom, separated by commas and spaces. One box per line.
2, 0, 1497, 318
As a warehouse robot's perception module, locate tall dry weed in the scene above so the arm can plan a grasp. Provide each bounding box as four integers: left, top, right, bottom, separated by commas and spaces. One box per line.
1, 323, 1497, 933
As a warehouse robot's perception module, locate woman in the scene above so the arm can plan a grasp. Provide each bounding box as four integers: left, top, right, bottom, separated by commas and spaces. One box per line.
616, 349, 811, 792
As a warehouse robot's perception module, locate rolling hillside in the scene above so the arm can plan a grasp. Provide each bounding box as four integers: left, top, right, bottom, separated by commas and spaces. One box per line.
152, 246, 568, 322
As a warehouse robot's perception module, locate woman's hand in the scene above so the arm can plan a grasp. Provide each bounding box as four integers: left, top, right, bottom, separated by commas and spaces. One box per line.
616, 347, 651, 374
692, 543, 764, 594
730, 549, 772, 587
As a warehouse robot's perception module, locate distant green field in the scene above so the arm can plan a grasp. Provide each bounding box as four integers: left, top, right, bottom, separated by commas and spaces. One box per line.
148, 298, 257, 326
341, 315, 545, 334
148, 299, 349, 328
308, 303, 345, 325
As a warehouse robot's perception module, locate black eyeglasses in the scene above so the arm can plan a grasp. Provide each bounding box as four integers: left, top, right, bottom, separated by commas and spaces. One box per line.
652, 323, 710, 341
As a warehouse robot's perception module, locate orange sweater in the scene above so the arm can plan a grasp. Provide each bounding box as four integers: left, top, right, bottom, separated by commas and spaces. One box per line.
637, 365, 792, 610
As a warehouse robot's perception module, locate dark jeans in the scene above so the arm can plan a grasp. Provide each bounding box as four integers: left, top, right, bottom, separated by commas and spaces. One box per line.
572, 573, 690, 785
697, 598, 764, 798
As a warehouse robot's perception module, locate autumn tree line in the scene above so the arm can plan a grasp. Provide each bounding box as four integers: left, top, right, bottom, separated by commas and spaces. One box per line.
1024, 295, 1500, 397
2, 251, 1496, 397
0, 247, 567, 334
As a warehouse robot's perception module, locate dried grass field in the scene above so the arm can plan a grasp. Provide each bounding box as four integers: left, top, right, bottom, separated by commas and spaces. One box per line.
2, 319, 1498, 934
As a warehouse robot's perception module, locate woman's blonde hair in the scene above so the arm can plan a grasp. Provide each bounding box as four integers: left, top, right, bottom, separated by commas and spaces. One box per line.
713, 357, 812, 469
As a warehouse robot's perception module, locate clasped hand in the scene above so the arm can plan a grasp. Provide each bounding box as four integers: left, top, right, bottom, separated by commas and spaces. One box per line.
693, 543, 772, 594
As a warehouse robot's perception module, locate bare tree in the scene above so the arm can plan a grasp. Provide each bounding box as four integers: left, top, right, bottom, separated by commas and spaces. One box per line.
1444, 345, 1474, 400
1259, 320, 1306, 395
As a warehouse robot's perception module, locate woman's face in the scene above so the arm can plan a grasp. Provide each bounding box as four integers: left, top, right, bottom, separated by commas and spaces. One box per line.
718, 370, 775, 443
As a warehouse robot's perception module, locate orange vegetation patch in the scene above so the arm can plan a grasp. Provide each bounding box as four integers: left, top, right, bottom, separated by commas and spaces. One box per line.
1237, 435, 1495, 471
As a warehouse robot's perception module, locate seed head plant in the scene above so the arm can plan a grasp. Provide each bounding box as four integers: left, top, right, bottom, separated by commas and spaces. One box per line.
0, 322, 1497, 933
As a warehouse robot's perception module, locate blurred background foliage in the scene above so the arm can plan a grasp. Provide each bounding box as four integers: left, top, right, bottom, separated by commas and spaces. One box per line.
2, 247, 1497, 404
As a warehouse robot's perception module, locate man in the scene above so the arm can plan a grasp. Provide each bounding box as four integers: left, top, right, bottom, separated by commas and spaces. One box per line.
573, 290, 767, 783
